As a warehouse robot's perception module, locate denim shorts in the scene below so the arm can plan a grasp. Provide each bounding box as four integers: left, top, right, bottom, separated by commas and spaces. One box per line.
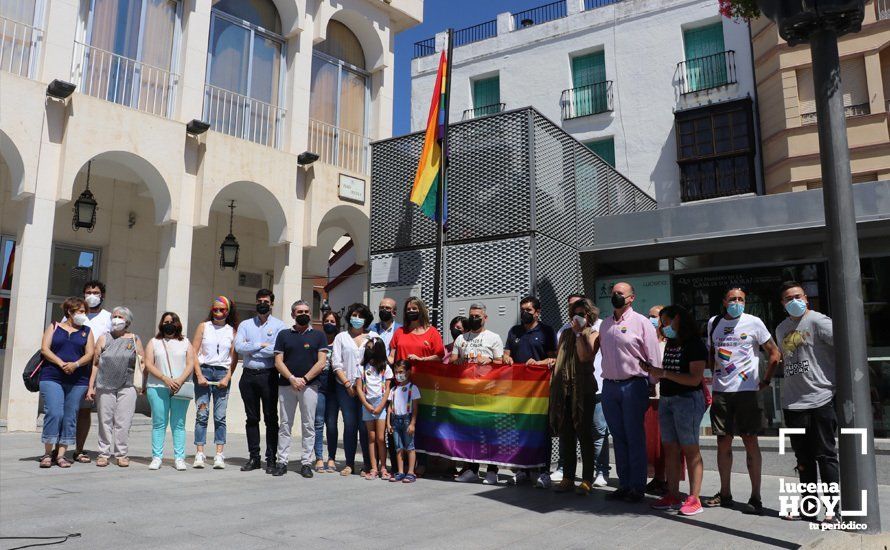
659, 391, 706, 446
362, 396, 387, 422
391, 414, 415, 451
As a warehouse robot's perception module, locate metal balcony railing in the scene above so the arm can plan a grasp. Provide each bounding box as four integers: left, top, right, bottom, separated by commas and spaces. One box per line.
203, 84, 286, 149
560, 81, 613, 119
677, 50, 737, 95
513, 0, 567, 29
584, 0, 622, 10
0, 16, 42, 78
454, 20, 498, 47
878, 0, 890, 20
462, 103, 506, 120
72, 41, 178, 118
308, 119, 369, 174
413, 38, 436, 59
800, 102, 871, 125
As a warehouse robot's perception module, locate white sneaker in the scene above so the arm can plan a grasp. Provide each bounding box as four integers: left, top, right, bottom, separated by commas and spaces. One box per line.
483, 471, 499, 485
455, 469, 478, 483
213, 454, 225, 469
593, 473, 608, 487
193, 452, 206, 469
174, 459, 187, 471
535, 472, 552, 489
511, 470, 529, 485
550, 469, 564, 482
149, 457, 162, 470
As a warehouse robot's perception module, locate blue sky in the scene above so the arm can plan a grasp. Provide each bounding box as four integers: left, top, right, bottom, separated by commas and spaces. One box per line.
392, 0, 551, 135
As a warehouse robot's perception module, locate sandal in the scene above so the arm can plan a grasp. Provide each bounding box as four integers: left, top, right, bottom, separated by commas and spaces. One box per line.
325, 460, 337, 473
366, 470, 379, 480
73, 451, 91, 463
390, 473, 406, 482
315, 460, 325, 474
340, 466, 353, 477
704, 492, 734, 508
96, 456, 109, 467
380, 470, 391, 481
39, 455, 53, 468
56, 456, 72, 468
117, 457, 130, 468
403, 473, 417, 483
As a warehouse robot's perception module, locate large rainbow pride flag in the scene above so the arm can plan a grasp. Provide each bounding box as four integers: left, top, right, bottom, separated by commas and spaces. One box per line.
412, 361, 551, 468
409, 50, 448, 222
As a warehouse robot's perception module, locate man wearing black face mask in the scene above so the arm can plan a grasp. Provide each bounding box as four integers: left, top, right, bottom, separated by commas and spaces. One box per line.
369, 297, 401, 358
235, 289, 287, 473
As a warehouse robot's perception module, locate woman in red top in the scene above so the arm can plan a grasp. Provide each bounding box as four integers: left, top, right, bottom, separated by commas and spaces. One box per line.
388, 297, 445, 363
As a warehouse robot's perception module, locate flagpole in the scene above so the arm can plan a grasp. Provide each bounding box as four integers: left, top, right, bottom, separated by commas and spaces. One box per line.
431, 28, 453, 331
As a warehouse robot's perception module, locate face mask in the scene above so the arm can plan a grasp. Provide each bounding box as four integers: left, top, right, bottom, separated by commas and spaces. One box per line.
84, 294, 101, 308
349, 317, 365, 329
662, 325, 677, 340
572, 314, 587, 328
378, 309, 393, 322
295, 314, 311, 326
649, 317, 659, 329
72, 313, 89, 326
161, 322, 177, 336
395, 373, 407, 383
520, 311, 535, 325
726, 302, 744, 318
450, 328, 463, 340
464, 317, 482, 332
111, 318, 127, 331
256, 303, 271, 315
405, 311, 420, 322
611, 294, 626, 309
323, 323, 338, 335
785, 299, 807, 317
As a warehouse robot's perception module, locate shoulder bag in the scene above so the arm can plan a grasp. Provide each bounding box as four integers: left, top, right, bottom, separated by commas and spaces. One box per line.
162, 339, 195, 401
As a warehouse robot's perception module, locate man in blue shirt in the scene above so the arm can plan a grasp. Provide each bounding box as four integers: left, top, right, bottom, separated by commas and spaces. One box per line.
235, 289, 286, 473
369, 297, 401, 357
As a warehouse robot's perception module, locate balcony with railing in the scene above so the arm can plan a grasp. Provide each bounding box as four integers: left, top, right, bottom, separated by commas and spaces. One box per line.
462, 103, 506, 120
203, 84, 286, 149
0, 15, 42, 79
800, 102, 871, 125
560, 81, 613, 119
308, 119, 369, 174
513, 1, 567, 29
72, 41, 178, 118
677, 50, 737, 95
878, 0, 890, 20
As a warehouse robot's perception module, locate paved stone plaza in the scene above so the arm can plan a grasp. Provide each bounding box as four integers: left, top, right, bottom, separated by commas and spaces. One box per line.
1, 425, 888, 550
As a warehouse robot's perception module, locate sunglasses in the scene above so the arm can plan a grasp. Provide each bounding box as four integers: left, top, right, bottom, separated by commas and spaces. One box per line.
211, 308, 228, 313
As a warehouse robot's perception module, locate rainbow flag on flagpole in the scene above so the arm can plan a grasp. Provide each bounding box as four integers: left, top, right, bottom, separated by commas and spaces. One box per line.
409, 50, 448, 222
412, 361, 551, 468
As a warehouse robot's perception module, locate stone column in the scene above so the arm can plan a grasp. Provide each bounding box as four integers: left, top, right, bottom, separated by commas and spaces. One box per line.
156, 221, 194, 328
273, 241, 303, 320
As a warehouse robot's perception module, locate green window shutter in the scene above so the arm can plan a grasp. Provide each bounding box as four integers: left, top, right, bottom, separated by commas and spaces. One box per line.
683, 23, 726, 92
473, 76, 500, 111
585, 137, 615, 167
571, 51, 607, 116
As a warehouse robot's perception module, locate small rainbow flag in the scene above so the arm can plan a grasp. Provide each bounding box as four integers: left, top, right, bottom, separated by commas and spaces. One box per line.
412, 361, 550, 468
738, 371, 749, 381
717, 348, 732, 362
409, 51, 448, 222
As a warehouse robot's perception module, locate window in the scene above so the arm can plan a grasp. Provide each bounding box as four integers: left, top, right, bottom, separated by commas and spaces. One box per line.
585, 137, 615, 167
472, 76, 500, 112
569, 51, 609, 117
682, 23, 727, 92
309, 20, 369, 173
797, 58, 870, 124
675, 99, 755, 201
204, 0, 285, 147
0, 236, 14, 350
0, 0, 42, 78
47, 244, 100, 323
79, 0, 179, 116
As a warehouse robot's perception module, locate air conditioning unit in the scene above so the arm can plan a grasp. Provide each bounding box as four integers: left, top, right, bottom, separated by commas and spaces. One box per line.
238, 271, 263, 288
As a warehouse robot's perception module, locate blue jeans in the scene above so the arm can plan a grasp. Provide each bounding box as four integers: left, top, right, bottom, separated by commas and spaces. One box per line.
194, 365, 230, 446
314, 389, 340, 462
601, 377, 650, 492
40, 380, 88, 446
659, 392, 706, 446
337, 384, 369, 470
391, 414, 415, 451
593, 394, 611, 476
146, 386, 189, 459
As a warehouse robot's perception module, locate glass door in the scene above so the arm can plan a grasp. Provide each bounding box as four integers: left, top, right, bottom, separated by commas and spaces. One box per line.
46, 244, 101, 324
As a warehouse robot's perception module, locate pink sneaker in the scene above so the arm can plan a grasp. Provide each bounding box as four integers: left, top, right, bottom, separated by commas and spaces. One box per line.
679, 495, 704, 516
650, 495, 682, 511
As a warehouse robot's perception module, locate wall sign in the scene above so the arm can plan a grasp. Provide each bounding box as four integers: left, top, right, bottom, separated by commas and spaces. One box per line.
371, 257, 399, 284
339, 174, 365, 204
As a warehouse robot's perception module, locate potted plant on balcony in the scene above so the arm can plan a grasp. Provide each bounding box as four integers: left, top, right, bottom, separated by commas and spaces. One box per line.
719, 0, 865, 45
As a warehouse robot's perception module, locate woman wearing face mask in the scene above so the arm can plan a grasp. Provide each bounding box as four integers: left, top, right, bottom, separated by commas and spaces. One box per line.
388, 297, 445, 364
313, 311, 341, 473
444, 316, 467, 364
38, 297, 96, 468
331, 303, 378, 477
144, 312, 197, 471
190, 296, 239, 469
86, 307, 143, 467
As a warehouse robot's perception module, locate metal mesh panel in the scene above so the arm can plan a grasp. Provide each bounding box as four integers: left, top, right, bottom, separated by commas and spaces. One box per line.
444, 238, 531, 299
532, 113, 577, 247
534, 234, 580, 329
369, 248, 437, 309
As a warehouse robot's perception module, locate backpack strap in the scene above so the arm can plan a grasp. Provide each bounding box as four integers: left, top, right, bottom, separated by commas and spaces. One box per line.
707, 315, 721, 370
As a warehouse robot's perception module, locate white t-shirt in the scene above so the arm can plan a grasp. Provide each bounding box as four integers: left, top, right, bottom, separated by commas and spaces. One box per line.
197, 321, 235, 367
361, 365, 393, 400
389, 382, 421, 415
707, 313, 772, 393
590, 319, 604, 395
453, 329, 504, 362
147, 337, 191, 388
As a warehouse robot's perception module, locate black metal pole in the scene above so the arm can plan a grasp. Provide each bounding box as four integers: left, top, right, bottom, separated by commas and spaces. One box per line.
810, 27, 880, 533
431, 29, 453, 330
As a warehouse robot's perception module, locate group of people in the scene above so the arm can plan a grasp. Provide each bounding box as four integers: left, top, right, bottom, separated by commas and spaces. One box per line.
34, 279, 840, 523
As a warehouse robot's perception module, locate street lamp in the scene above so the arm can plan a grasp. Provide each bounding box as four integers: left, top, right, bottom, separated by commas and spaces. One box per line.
72, 160, 98, 232
758, 0, 880, 533
219, 200, 239, 270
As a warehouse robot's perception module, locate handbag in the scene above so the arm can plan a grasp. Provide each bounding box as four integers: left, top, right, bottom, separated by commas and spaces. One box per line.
161, 339, 195, 401
132, 338, 147, 393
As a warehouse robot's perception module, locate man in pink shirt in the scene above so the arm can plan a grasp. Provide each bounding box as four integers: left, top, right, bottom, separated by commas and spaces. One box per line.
593, 282, 661, 502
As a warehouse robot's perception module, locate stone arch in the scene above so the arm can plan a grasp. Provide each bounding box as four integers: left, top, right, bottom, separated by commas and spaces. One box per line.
269, 0, 300, 37
306, 203, 369, 275
317, 7, 388, 71
199, 180, 289, 246
0, 130, 25, 198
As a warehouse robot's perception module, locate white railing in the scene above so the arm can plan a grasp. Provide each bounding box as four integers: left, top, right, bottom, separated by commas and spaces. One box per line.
72, 41, 178, 118
878, 0, 890, 20
203, 84, 286, 149
308, 119, 369, 174
0, 15, 42, 78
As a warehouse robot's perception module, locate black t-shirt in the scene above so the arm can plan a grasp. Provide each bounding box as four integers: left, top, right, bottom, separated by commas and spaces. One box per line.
274, 327, 328, 386
660, 338, 708, 396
